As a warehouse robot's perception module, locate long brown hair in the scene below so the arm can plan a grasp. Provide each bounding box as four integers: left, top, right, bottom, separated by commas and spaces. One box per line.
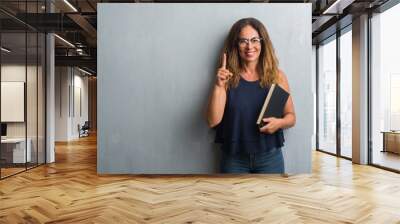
222, 17, 279, 89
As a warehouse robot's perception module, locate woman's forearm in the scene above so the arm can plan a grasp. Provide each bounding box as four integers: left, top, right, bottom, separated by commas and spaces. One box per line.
207, 85, 227, 128
280, 112, 296, 129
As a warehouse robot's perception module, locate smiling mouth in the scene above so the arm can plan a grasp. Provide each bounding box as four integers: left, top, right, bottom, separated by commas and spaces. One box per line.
245, 51, 256, 55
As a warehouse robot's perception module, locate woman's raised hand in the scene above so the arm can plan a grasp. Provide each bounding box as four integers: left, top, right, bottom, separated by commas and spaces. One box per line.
216, 53, 233, 88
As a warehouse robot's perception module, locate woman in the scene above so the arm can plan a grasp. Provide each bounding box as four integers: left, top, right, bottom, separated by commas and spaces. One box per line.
206, 17, 296, 174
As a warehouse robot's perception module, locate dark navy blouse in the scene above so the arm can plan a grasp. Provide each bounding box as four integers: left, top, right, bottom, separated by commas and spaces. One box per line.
215, 78, 285, 154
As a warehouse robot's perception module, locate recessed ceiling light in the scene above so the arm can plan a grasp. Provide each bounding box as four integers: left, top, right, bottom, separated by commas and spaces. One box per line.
54, 34, 75, 48
1, 47, 11, 53
322, 0, 341, 14
78, 67, 93, 76
63, 0, 78, 12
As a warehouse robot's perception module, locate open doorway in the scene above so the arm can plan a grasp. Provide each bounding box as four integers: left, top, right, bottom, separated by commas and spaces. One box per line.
54, 66, 96, 144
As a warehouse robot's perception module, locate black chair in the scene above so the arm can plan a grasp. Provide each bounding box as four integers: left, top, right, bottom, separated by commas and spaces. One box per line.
79, 121, 90, 138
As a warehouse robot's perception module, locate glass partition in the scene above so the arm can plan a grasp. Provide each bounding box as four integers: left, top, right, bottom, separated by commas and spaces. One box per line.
0, 31, 28, 177
0, 1, 46, 179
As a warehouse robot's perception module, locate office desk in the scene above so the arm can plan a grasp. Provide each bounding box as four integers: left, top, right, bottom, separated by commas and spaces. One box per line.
381, 131, 400, 154
1, 138, 31, 163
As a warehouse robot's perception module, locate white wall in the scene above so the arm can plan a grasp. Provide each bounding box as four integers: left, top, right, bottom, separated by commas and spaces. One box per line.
55, 67, 89, 141
55, 67, 69, 141
1, 65, 40, 138
71, 72, 89, 138
1, 66, 26, 139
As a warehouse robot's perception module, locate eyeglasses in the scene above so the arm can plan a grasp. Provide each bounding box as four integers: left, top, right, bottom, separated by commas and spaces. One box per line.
238, 37, 263, 47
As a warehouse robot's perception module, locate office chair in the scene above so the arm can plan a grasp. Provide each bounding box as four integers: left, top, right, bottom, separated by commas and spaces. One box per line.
79, 121, 90, 138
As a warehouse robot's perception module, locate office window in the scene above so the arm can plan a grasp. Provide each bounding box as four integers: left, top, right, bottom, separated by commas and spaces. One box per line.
318, 36, 337, 155
371, 3, 400, 171
340, 28, 352, 158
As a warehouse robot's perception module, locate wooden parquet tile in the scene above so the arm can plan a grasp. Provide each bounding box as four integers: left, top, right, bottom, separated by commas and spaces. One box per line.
1, 134, 400, 223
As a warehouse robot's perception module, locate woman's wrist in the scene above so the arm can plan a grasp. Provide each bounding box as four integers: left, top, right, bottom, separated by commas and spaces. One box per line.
279, 115, 295, 129
214, 83, 227, 91
278, 118, 286, 129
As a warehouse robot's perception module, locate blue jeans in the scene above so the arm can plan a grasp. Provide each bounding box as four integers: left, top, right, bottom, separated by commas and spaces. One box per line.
220, 147, 285, 174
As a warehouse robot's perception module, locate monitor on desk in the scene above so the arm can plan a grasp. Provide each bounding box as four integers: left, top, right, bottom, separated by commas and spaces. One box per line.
1, 123, 7, 138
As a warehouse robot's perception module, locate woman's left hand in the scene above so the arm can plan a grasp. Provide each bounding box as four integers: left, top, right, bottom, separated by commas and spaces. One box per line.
259, 117, 283, 134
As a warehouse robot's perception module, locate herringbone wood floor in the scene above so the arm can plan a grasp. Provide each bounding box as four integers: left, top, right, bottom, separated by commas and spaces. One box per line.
1, 134, 400, 224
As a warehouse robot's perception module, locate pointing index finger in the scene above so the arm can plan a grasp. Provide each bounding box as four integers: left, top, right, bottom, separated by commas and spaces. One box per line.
222, 53, 227, 69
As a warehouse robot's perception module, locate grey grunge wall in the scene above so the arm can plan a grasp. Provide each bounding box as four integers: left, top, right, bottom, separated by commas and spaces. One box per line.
98, 3, 313, 174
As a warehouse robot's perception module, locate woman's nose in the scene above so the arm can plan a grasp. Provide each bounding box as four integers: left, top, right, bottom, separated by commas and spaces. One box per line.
247, 42, 256, 48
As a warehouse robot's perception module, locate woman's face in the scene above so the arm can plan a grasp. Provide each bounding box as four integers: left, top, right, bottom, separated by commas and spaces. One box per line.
238, 25, 262, 64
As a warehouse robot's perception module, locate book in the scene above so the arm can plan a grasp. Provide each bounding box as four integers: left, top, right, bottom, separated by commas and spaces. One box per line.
256, 83, 290, 128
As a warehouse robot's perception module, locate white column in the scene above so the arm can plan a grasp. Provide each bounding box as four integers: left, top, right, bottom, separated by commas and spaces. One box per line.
46, 33, 55, 163
352, 14, 369, 164
46, 1, 55, 163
